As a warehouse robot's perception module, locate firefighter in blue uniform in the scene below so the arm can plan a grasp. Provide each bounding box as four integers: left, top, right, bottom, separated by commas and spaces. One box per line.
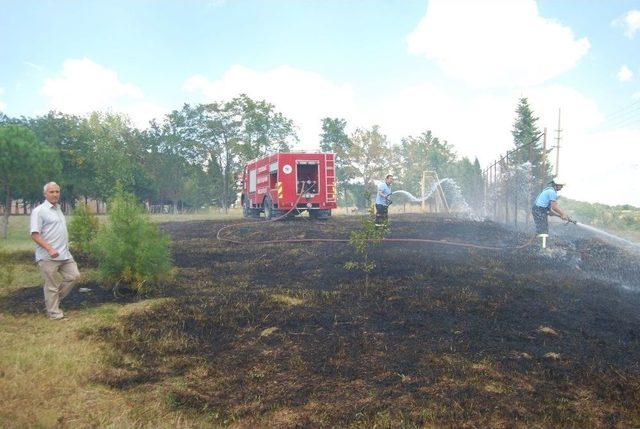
531, 177, 570, 248
375, 174, 394, 226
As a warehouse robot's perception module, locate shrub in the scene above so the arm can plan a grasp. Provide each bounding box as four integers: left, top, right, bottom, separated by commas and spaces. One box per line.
68, 202, 99, 257
94, 187, 173, 293
344, 192, 387, 287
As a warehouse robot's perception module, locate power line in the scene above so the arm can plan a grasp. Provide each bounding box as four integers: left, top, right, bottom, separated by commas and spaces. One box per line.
594, 99, 640, 130
600, 110, 640, 130
555, 109, 562, 177
601, 98, 640, 122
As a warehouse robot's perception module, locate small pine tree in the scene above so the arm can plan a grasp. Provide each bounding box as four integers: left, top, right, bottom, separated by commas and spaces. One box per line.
94, 186, 172, 293
68, 202, 99, 257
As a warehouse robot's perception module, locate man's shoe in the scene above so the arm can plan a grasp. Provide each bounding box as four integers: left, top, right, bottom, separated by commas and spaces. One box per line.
48, 312, 65, 320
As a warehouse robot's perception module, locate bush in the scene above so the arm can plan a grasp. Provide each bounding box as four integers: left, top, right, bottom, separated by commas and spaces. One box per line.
68, 202, 99, 257
94, 188, 173, 293
344, 193, 387, 287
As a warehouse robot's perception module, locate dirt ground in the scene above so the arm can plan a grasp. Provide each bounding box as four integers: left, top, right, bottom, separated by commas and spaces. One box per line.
11, 214, 640, 428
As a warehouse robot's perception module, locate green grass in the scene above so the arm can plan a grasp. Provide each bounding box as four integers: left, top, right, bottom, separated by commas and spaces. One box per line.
2, 215, 33, 252
0, 240, 216, 428
0, 209, 246, 428
1, 208, 245, 253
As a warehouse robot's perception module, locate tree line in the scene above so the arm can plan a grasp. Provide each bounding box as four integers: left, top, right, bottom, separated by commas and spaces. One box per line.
560, 198, 640, 235
319, 119, 483, 210
1, 93, 486, 236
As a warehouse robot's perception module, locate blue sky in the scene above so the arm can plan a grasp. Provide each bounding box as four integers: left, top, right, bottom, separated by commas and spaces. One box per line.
2, 0, 640, 205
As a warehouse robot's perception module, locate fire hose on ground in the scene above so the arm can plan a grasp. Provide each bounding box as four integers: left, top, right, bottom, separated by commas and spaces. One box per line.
216, 186, 539, 252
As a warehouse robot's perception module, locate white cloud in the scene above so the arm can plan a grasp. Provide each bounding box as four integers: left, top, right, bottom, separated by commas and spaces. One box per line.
406, 0, 590, 88
0, 87, 6, 111
41, 58, 165, 128
617, 65, 634, 82
525, 85, 603, 135
183, 65, 358, 146
562, 129, 640, 206
614, 10, 640, 39
366, 83, 514, 163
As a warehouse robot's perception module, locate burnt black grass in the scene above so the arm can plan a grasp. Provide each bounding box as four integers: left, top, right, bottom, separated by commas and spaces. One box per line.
85, 215, 640, 427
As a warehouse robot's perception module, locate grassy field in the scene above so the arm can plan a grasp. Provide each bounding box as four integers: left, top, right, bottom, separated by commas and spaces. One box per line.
2, 215, 36, 252
0, 211, 245, 428
1, 209, 245, 252
2, 210, 640, 427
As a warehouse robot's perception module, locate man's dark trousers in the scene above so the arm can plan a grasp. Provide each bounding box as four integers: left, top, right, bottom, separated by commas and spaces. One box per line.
375, 204, 388, 224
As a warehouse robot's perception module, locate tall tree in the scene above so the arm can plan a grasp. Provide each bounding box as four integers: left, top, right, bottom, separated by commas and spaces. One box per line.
170, 102, 240, 211
350, 125, 391, 204
27, 112, 95, 207
165, 95, 297, 210
397, 131, 440, 196
235, 94, 297, 162
511, 97, 549, 184
320, 118, 357, 205
0, 124, 60, 238
144, 121, 194, 210
86, 112, 151, 201
512, 97, 540, 153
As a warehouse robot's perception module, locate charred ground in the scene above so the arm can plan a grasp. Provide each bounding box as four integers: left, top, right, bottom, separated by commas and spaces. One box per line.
88, 214, 640, 428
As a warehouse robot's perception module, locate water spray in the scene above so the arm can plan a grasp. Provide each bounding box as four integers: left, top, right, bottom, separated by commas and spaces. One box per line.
574, 222, 640, 250
390, 178, 476, 218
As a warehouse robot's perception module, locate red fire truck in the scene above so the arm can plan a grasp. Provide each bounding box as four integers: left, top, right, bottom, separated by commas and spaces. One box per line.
241, 152, 337, 219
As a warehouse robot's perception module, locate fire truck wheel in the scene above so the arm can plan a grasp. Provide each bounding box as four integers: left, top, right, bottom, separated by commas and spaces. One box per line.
242, 196, 251, 218
263, 195, 274, 220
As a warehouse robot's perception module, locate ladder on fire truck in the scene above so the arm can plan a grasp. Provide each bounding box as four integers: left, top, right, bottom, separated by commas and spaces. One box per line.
324, 154, 336, 203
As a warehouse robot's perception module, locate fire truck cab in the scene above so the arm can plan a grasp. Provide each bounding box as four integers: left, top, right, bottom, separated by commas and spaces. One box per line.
241, 152, 337, 220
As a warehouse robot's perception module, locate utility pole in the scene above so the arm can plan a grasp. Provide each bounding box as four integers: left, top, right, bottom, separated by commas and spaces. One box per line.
541, 127, 547, 191
555, 108, 562, 177
421, 171, 426, 212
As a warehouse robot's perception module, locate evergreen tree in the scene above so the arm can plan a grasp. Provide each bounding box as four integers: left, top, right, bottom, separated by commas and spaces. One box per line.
94, 185, 172, 294
511, 97, 550, 195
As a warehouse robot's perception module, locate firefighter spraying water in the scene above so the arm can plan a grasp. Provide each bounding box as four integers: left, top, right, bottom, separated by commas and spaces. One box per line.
531, 177, 576, 249
375, 174, 394, 226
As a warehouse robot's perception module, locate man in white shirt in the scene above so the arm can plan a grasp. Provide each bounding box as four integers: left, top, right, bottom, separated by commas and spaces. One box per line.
30, 182, 81, 320
375, 174, 394, 226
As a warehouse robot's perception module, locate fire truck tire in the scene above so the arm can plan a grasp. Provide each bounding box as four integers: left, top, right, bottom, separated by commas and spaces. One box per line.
263, 195, 274, 220
243, 195, 260, 218
242, 195, 250, 218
